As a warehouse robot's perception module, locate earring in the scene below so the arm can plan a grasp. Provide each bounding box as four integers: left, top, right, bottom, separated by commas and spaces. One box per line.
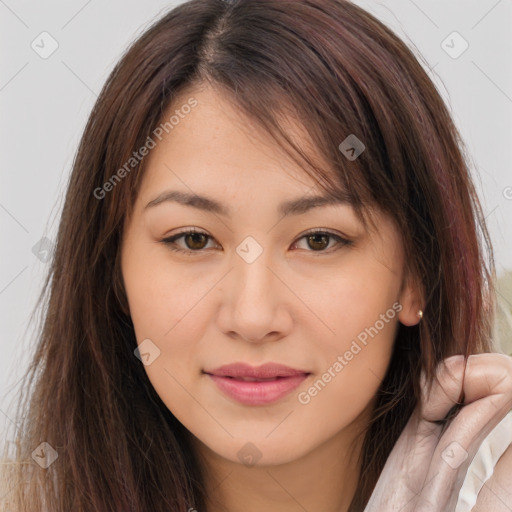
417, 310, 423, 319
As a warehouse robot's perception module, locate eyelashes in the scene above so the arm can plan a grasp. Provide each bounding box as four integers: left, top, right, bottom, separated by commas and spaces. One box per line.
160, 227, 353, 256
161, 228, 218, 254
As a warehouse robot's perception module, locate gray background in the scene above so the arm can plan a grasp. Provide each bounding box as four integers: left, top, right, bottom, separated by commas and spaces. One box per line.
1, 0, 511, 436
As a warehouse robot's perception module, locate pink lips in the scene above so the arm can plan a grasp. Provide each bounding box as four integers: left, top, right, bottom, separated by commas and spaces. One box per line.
204, 362, 310, 405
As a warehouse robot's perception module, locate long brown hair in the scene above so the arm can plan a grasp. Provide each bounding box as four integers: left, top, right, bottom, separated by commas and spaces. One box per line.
1, 1, 494, 510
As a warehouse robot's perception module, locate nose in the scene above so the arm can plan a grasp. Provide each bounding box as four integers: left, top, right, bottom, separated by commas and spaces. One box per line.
216, 248, 293, 343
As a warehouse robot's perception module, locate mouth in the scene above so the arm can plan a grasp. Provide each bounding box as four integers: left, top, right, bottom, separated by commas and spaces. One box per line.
202, 362, 311, 405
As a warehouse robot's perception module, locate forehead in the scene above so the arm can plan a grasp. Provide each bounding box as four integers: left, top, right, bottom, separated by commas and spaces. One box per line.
138, 84, 333, 197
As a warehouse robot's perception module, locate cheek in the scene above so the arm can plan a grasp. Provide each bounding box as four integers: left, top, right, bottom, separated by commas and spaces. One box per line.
122, 239, 209, 337
295, 300, 398, 448
303, 256, 401, 348
121, 241, 219, 394
297, 252, 401, 403
122, 253, 213, 418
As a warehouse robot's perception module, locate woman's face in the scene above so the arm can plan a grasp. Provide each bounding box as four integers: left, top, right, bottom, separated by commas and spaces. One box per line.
121, 84, 421, 467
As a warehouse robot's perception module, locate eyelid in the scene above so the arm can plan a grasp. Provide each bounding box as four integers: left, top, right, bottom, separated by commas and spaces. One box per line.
161, 227, 217, 255
298, 227, 348, 239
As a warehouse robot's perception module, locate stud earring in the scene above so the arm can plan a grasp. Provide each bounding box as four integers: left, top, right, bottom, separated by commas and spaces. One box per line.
417, 309, 423, 319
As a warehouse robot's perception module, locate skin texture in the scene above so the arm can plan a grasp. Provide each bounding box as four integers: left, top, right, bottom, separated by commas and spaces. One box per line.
120, 83, 432, 512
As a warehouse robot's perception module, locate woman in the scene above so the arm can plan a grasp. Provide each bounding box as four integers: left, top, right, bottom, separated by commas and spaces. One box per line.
1, 0, 511, 510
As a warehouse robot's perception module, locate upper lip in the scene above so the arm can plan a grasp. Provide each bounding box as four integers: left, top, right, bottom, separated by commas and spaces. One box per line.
204, 362, 310, 379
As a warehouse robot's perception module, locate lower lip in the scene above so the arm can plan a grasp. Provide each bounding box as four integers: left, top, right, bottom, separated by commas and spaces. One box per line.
206, 373, 309, 405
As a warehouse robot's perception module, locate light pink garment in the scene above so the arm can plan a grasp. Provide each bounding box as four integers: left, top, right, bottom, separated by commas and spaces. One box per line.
456, 410, 512, 511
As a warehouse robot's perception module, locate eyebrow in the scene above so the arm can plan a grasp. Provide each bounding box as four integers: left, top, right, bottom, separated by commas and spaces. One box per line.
144, 190, 354, 217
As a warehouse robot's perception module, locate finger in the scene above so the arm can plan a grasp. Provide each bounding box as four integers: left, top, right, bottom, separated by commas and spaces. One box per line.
420, 355, 465, 422
420, 354, 512, 434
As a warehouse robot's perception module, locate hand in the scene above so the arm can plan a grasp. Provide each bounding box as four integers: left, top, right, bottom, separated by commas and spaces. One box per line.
364, 353, 512, 512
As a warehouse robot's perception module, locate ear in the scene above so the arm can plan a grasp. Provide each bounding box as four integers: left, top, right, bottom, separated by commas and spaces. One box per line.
397, 269, 424, 327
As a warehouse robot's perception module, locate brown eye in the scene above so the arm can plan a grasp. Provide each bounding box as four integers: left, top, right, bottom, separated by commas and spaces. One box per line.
183, 232, 208, 250
161, 229, 217, 254
293, 230, 353, 253
306, 233, 330, 251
